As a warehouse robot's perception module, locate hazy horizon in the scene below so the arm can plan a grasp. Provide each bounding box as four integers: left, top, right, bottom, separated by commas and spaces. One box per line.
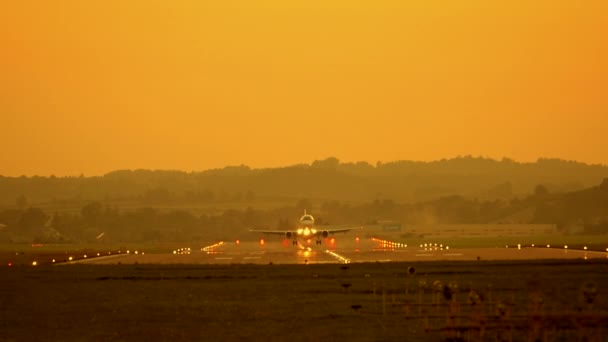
0, 155, 606, 178
2, 1, 606, 177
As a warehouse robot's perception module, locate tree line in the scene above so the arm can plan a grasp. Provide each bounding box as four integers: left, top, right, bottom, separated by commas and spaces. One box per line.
1, 179, 607, 244
1, 157, 607, 207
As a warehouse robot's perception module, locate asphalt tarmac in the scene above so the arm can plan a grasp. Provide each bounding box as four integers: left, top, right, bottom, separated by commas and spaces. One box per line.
70, 236, 608, 265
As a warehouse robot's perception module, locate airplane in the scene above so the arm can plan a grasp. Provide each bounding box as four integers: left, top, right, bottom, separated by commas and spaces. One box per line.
250, 211, 361, 246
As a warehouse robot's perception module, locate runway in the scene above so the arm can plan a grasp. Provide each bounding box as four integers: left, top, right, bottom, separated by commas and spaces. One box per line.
70, 236, 608, 265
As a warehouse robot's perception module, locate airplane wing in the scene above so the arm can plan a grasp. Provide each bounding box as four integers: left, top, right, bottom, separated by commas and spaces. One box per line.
250, 227, 362, 239
317, 227, 362, 235
249, 229, 295, 236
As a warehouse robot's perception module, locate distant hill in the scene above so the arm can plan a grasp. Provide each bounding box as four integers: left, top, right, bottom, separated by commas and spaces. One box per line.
321, 179, 608, 232
532, 178, 608, 230
0, 156, 606, 207
1, 175, 607, 244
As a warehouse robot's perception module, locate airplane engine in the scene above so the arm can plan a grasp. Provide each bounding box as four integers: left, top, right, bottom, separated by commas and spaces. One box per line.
322, 231, 329, 238
285, 232, 292, 239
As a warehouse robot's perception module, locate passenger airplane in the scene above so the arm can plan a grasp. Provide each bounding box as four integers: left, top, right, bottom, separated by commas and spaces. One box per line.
250, 211, 361, 246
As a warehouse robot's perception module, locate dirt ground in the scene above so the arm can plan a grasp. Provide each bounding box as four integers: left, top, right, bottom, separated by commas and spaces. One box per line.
1, 259, 607, 341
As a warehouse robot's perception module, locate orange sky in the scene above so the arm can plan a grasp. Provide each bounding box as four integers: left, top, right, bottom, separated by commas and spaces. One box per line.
1, 1, 607, 176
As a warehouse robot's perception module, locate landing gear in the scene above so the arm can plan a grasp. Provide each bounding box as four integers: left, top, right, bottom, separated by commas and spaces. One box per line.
316, 239, 322, 245
292, 240, 298, 245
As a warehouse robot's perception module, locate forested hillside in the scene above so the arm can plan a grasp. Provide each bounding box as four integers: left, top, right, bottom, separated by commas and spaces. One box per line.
1, 157, 606, 207
1, 178, 607, 244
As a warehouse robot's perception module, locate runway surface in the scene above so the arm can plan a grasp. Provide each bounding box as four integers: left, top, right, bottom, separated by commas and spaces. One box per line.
70, 236, 608, 265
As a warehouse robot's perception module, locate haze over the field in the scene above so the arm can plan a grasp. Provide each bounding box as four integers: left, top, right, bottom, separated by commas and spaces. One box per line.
2, 1, 607, 176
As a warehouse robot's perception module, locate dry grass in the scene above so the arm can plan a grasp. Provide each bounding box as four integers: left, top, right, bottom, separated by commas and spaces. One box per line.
1, 260, 607, 341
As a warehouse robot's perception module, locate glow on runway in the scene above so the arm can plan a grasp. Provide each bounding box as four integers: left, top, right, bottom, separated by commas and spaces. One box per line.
56, 237, 608, 265
325, 250, 351, 264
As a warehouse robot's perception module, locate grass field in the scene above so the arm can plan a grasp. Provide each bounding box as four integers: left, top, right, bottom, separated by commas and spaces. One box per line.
1, 260, 607, 341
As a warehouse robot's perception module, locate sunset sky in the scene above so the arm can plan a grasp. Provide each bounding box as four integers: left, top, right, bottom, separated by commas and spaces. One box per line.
1, 1, 607, 176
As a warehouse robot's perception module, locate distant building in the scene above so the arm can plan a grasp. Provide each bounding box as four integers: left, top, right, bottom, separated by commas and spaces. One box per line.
406, 224, 557, 237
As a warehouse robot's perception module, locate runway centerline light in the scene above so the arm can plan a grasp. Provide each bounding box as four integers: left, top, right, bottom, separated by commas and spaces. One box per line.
32, 261, 37, 266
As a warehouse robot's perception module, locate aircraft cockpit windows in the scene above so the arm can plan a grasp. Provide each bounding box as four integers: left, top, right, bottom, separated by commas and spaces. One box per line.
300, 215, 314, 222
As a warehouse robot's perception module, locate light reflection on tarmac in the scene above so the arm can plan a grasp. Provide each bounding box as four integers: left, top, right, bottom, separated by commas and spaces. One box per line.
72, 237, 608, 265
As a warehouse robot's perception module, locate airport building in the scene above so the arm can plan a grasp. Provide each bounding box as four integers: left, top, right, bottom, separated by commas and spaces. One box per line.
366, 222, 556, 237
405, 223, 557, 237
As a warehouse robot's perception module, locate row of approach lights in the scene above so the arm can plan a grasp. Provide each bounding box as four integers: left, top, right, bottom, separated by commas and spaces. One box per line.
201, 241, 224, 254
420, 243, 450, 251
325, 250, 351, 264
10, 249, 144, 267
506, 244, 608, 251
371, 237, 408, 248
176, 242, 226, 254
372, 237, 451, 251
